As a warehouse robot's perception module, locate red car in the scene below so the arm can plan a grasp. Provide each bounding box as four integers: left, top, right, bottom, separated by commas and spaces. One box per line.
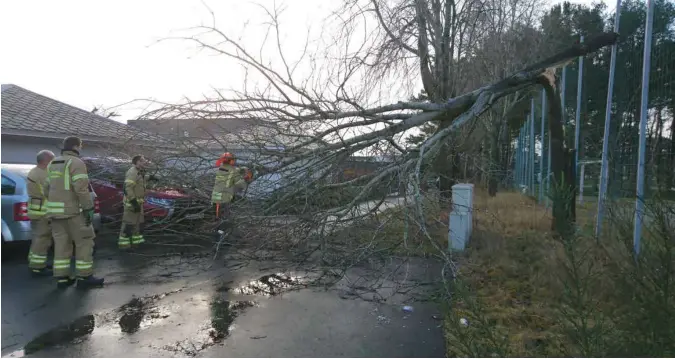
83, 157, 209, 227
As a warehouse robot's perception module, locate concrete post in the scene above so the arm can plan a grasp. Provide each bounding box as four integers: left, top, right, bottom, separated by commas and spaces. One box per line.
448, 183, 474, 251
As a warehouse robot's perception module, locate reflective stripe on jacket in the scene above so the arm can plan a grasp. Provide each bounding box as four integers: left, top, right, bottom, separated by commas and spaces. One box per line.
123, 166, 147, 209
45, 150, 93, 219
211, 164, 246, 204
26, 166, 48, 219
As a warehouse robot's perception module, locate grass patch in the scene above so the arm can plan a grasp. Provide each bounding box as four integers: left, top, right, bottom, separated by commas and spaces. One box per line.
319, 189, 673, 357
444, 190, 675, 357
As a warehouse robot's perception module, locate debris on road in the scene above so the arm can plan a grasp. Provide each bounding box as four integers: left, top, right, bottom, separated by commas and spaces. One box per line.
234, 273, 307, 296
402, 305, 414, 313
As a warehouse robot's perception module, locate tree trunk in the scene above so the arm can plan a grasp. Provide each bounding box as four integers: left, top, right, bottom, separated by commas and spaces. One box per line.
539, 70, 576, 236
432, 117, 462, 198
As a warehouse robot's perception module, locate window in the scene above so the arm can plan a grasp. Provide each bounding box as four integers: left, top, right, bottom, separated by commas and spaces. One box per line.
1, 175, 16, 195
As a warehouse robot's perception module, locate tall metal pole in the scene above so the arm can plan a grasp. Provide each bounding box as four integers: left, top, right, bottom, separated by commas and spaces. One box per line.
596, 0, 622, 239
513, 133, 520, 189
523, 125, 530, 189
539, 90, 546, 203
519, 132, 523, 188
579, 163, 586, 204
520, 126, 527, 190
544, 89, 551, 208
575, 36, 585, 203
547, 129, 552, 207
633, 0, 654, 259
523, 124, 528, 191
526, 120, 531, 193
515, 130, 519, 187
561, 65, 568, 127
521, 128, 525, 188
530, 99, 536, 197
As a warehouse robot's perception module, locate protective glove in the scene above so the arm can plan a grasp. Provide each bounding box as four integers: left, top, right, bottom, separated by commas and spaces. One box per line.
130, 198, 142, 213
83, 208, 95, 227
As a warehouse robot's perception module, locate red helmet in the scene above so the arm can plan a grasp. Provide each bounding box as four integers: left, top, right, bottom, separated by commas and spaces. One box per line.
215, 152, 235, 167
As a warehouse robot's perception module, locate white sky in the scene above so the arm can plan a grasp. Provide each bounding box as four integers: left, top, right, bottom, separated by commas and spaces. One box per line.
0, 0, 612, 123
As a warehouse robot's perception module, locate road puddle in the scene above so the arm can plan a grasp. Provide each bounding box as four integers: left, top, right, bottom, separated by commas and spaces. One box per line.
117, 297, 173, 334
16, 314, 96, 356
234, 273, 307, 296
160, 299, 257, 357
6, 274, 311, 358
5, 291, 180, 357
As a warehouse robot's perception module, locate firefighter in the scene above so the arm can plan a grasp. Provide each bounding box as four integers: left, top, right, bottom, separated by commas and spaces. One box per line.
211, 153, 248, 230
233, 167, 253, 202
119, 155, 156, 249
45, 136, 103, 289
26, 150, 55, 276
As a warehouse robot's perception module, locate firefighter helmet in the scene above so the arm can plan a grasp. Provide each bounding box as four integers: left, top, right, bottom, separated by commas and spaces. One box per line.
215, 152, 236, 167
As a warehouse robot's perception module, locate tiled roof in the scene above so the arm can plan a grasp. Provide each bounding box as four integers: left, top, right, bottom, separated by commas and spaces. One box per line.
1, 84, 169, 144
127, 118, 260, 140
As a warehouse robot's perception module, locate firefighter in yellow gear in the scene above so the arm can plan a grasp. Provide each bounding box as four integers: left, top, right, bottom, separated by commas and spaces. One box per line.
26, 150, 55, 276
211, 153, 249, 231
45, 136, 103, 289
119, 155, 156, 249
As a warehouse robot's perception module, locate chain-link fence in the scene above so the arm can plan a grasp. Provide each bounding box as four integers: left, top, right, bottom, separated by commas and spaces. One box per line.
512, 0, 675, 250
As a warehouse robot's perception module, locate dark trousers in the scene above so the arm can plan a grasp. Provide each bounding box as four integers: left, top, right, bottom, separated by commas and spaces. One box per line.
214, 203, 232, 233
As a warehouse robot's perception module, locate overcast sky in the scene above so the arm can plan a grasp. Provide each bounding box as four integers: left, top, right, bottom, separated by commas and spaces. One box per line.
0, 0, 614, 123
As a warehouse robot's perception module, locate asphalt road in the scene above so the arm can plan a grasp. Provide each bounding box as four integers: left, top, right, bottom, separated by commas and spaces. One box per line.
1, 237, 445, 358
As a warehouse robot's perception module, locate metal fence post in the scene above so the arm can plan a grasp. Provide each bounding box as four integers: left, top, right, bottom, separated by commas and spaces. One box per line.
596, 0, 623, 239
575, 36, 585, 202
530, 99, 536, 197
539, 90, 546, 203
527, 119, 531, 193
561, 65, 567, 127
523, 124, 528, 191
522, 122, 530, 190
515, 129, 519, 188
544, 89, 551, 208
633, 0, 654, 259
516, 127, 523, 190
579, 163, 586, 204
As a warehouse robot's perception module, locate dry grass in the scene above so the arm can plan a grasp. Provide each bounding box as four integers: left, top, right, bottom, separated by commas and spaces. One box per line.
443, 189, 627, 357
444, 190, 563, 356
334, 189, 673, 357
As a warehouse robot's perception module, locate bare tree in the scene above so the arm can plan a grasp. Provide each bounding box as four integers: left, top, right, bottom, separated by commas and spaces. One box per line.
127, 1, 617, 242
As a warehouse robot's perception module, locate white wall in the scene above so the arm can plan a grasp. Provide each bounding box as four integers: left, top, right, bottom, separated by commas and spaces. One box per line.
1, 136, 113, 164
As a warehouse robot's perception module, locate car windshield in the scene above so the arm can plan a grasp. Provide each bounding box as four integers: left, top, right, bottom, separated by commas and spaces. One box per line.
1, 164, 33, 178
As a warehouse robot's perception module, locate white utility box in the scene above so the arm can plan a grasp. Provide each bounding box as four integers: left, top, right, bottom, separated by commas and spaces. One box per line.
448, 183, 474, 251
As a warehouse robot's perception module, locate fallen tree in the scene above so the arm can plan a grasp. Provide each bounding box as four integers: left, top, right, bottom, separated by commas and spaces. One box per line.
135, 23, 617, 236
93, 6, 620, 290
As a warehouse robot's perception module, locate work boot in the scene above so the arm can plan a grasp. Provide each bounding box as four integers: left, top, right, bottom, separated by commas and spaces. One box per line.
30, 267, 53, 277
56, 277, 76, 289
76, 275, 104, 289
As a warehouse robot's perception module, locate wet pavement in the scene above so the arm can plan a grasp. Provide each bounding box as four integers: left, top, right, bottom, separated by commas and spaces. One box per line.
2, 237, 445, 357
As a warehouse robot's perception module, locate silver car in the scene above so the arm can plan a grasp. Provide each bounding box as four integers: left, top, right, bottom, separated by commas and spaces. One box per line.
1, 163, 101, 243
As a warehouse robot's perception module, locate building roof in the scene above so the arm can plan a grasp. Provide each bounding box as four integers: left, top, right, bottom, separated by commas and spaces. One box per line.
127, 118, 260, 140
1, 84, 169, 145
128, 117, 303, 151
